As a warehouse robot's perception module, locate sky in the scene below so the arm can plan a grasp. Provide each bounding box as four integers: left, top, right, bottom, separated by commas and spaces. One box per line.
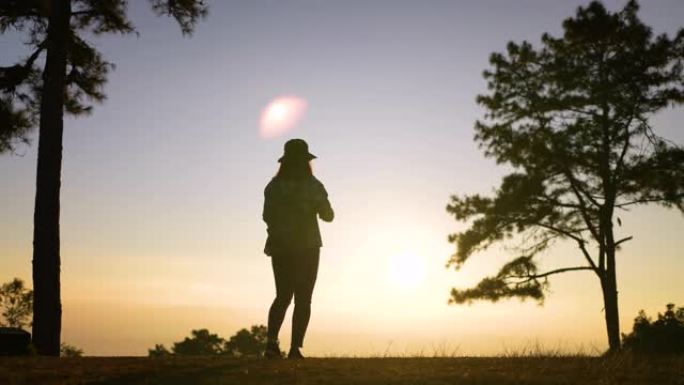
1, 0, 683, 356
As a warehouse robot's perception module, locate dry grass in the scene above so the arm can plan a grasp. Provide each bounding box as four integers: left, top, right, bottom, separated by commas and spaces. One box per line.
1, 354, 683, 385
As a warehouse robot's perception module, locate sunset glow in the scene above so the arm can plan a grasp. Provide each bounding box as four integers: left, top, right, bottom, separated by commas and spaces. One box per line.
388, 251, 427, 289
259, 96, 308, 139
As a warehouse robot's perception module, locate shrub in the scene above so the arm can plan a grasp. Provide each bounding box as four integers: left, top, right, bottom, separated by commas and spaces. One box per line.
148, 344, 172, 358
172, 329, 224, 356
60, 343, 84, 357
622, 303, 684, 354
148, 325, 270, 357
224, 325, 268, 357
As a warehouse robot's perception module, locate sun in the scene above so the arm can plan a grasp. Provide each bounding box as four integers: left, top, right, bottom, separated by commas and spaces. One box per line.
259, 95, 308, 139
387, 251, 427, 289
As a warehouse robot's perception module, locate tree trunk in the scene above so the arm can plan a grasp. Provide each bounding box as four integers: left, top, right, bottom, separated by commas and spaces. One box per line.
600, 246, 621, 352
32, 0, 71, 357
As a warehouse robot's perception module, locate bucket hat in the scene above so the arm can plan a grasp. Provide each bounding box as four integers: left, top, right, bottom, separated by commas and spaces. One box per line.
278, 138, 316, 163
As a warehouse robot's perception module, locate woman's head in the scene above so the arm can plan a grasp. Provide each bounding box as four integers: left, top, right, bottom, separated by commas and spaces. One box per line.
275, 138, 315, 180
276, 158, 313, 180
278, 139, 316, 163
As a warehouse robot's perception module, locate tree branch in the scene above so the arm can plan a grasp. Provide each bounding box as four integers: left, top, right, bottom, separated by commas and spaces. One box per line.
577, 240, 600, 275
0, 42, 45, 92
563, 169, 602, 208
614, 236, 633, 247
560, 169, 602, 242
70, 10, 94, 17
534, 222, 584, 243
614, 114, 635, 179
531, 195, 582, 209
509, 266, 595, 283
24, 41, 45, 67
615, 195, 684, 208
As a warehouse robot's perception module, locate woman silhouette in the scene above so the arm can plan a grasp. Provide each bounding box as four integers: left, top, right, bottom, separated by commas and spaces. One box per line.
263, 139, 334, 359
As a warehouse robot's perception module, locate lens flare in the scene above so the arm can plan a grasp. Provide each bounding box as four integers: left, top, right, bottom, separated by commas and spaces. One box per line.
259, 96, 308, 139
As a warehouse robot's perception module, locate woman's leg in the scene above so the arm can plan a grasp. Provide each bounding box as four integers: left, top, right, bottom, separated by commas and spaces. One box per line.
267, 252, 295, 343
291, 248, 320, 348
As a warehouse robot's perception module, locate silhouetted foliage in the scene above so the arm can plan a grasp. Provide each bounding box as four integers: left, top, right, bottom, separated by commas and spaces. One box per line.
447, 0, 684, 352
224, 325, 268, 357
172, 329, 224, 356
148, 344, 172, 358
622, 304, 684, 355
0, 278, 33, 329
0, 0, 208, 356
0, 0, 207, 152
60, 343, 83, 358
148, 325, 271, 357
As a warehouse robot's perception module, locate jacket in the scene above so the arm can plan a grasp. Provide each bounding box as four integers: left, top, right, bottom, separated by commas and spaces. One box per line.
262, 176, 334, 255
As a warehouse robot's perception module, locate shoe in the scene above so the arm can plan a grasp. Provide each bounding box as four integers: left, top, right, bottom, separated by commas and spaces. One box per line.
265, 341, 282, 359
288, 347, 305, 360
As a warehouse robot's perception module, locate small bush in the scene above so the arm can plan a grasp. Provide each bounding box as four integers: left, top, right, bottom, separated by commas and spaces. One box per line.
172, 329, 224, 356
148, 344, 172, 358
224, 325, 268, 357
148, 325, 269, 357
60, 343, 84, 357
622, 303, 684, 354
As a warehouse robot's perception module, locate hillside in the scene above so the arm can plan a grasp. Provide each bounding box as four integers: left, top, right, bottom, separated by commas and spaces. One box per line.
1, 355, 682, 385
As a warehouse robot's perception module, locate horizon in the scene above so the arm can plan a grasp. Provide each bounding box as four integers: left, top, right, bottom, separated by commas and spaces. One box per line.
1, 0, 684, 356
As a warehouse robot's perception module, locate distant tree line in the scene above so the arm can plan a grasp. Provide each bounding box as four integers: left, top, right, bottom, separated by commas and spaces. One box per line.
622, 303, 684, 355
0, 277, 268, 358
149, 325, 274, 358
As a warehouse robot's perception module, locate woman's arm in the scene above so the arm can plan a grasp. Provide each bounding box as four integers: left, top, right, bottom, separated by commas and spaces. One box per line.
319, 199, 334, 222
316, 183, 334, 222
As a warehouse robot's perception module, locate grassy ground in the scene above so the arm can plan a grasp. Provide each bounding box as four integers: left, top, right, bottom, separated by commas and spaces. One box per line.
1, 355, 682, 385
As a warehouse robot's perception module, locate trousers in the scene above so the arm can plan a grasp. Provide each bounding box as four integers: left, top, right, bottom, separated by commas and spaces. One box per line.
267, 247, 320, 348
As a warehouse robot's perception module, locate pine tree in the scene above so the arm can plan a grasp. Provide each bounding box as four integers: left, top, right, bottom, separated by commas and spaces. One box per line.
0, 0, 208, 356
447, 1, 684, 352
